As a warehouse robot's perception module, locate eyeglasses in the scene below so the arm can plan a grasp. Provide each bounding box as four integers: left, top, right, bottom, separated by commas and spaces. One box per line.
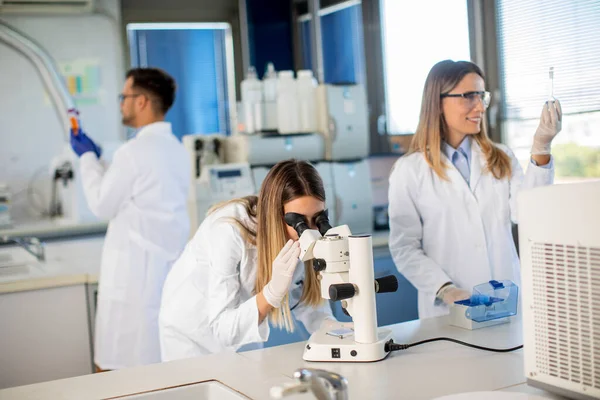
440, 91, 491, 109
118, 93, 143, 103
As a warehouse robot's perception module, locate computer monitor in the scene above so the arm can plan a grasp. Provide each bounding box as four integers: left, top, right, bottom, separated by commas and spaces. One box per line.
518, 181, 600, 400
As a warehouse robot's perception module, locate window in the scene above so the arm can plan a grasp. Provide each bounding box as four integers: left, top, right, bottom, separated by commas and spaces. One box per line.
127, 23, 236, 139
381, 0, 471, 135
497, 0, 600, 181
298, 1, 365, 84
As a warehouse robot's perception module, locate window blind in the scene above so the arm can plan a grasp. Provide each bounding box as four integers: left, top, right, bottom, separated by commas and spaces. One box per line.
497, 0, 600, 120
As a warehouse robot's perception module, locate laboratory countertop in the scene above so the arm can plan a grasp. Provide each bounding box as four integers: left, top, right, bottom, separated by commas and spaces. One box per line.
0, 219, 108, 241
0, 236, 104, 294
0, 316, 566, 400
0, 231, 391, 295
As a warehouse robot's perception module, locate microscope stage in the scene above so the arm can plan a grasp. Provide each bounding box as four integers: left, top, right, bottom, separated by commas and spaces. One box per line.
303, 322, 394, 362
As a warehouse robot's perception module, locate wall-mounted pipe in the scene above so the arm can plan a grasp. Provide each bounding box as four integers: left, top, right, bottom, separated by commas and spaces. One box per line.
0, 20, 74, 142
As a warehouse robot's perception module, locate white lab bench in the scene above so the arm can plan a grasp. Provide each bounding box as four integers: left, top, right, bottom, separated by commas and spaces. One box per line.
0, 236, 105, 389
0, 316, 566, 400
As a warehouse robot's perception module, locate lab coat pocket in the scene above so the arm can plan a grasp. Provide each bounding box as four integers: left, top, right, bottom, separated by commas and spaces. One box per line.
124, 239, 149, 303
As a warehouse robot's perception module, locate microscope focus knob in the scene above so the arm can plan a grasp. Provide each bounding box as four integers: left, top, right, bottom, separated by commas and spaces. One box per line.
312, 259, 326, 272
329, 283, 356, 301
375, 275, 399, 293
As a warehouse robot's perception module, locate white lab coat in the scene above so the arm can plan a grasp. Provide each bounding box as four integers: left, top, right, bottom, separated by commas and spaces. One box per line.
159, 202, 334, 361
388, 141, 553, 319
80, 122, 190, 369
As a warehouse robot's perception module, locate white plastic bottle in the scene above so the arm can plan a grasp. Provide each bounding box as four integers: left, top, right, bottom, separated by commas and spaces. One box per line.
240, 66, 263, 134
296, 70, 318, 133
262, 62, 278, 131
277, 70, 300, 134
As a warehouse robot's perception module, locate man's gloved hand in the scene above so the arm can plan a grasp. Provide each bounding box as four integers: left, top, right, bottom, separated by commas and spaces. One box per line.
437, 284, 471, 306
263, 240, 301, 308
70, 128, 102, 158
531, 99, 562, 155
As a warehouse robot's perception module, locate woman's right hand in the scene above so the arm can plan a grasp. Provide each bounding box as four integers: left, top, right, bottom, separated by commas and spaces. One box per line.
262, 240, 301, 308
438, 284, 471, 306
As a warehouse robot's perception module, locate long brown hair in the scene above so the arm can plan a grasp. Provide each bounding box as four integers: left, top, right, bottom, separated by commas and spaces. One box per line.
209, 159, 325, 331
409, 60, 511, 180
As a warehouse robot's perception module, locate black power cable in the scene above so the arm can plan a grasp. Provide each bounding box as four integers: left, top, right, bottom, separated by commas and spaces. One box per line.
385, 337, 523, 353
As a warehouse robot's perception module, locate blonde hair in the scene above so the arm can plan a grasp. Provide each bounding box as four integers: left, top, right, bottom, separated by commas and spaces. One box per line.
409, 60, 511, 180
208, 160, 325, 332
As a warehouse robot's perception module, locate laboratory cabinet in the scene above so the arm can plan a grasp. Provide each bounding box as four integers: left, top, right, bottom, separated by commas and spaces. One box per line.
0, 284, 93, 389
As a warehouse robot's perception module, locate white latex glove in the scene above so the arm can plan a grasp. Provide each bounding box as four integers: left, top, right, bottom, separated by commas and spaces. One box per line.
437, 284, 470, 306
531, 99, 562, 155
263, 240, 301, 308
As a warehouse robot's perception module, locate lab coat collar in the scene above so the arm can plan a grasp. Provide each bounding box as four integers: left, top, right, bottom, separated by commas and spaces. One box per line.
441, 136, 472, 165
135, 121, 174, 139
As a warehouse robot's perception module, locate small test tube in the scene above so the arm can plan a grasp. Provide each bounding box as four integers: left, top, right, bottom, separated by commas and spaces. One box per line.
68, 108, 80, 135
548, 67, 554, 103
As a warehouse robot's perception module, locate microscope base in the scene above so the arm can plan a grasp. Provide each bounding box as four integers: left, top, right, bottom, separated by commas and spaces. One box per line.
303, 321, 393, 362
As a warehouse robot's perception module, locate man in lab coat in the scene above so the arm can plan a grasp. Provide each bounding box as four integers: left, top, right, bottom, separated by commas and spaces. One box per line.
70, 68, 191, 370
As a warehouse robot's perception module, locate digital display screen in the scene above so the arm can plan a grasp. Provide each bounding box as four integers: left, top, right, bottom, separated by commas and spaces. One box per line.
217, 169, 242, 179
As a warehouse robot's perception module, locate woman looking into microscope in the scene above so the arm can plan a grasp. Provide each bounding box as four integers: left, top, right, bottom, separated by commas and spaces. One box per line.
159, 159, 335, 361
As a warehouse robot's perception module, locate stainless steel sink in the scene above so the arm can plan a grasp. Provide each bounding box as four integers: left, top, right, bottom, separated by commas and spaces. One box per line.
117, 380, 250, 400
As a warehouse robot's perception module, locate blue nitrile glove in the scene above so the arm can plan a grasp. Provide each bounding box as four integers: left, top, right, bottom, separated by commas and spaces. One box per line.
70, 129, 102, 158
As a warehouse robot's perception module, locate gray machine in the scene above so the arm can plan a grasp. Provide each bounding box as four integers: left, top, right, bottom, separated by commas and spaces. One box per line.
316, 84, 369, 161
316, 84, 373, 234
330, 160, 373, 234
225, 132, 324, 166
183, 134, 254, 235
519, 182, 600, 400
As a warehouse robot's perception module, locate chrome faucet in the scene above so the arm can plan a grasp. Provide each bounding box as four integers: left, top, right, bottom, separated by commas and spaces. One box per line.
293, 368, 348, 400
1, 236, 46, 262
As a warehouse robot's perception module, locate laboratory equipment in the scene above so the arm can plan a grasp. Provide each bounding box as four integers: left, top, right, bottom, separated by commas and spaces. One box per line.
548, 67, 554, 102
68, 108, 80, 133
187, 162, 255, 235
224, 132, 325, 166
331, 160, 373, 234
449, 280, 518, 330
48, 145, 96, 224
277, 71, 300, 134
262, 62, 278, 131
297, 70, 318, 133
519, 181, 600, 400
183, 133, 227, 232
0, 184, 11, 228
240, 66, 263, 134
316, 84, 369, 161
182, 134, 226, 179
285, 212, 398, 362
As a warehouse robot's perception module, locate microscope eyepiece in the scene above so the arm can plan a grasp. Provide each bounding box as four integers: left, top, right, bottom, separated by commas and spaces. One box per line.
314, 209, 332, 235
284, 212, 310, 237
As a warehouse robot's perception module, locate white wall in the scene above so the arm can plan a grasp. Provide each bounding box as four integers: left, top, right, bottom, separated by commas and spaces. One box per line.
0, 0, 125, 223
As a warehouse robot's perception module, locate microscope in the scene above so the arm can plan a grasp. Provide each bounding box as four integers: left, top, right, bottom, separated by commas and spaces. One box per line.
285, 211, 398, 362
